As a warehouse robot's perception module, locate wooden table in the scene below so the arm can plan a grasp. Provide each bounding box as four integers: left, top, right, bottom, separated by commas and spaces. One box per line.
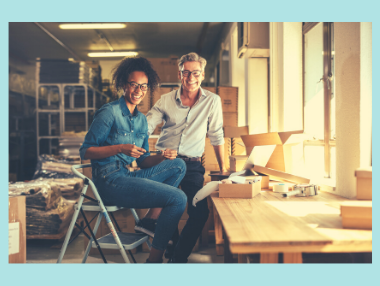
211, 190, 372, 263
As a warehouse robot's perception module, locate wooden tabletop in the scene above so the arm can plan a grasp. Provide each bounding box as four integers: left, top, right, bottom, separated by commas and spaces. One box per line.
211, 190, 372, 254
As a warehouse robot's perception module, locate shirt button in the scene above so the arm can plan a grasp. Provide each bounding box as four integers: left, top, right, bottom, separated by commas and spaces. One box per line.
124, 133, 126, 136
132, 130, 134, 132
133, 142, 135, 144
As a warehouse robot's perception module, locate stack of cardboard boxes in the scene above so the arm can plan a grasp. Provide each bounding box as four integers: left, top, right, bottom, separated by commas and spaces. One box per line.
202, 86, 239, 182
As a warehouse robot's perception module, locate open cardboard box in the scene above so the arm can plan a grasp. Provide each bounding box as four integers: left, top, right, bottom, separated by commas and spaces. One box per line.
219, 177, 261, 198
241, 130, 310, 174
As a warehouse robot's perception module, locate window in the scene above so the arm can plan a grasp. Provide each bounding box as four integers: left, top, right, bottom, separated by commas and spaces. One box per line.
303, 22, 335, 181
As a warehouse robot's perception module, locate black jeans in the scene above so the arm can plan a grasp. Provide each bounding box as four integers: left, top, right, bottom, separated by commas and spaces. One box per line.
172, 160, 208, 262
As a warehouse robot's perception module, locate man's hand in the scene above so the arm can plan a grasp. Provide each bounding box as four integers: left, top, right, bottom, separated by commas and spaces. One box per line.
119, 144, 146, 158
162, 149, 177, 160
220, 166, 228, 173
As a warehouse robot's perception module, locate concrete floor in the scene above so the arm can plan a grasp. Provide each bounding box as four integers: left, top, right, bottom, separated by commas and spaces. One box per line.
26, 234, 225, 264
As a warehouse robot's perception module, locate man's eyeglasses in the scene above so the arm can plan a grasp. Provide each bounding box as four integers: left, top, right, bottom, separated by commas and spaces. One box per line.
181, 70, 202, 77
127, 81, 148, 91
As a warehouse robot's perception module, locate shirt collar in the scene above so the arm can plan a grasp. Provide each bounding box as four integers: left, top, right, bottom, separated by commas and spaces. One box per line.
119, 96, 139, 117
175, 85, 207, 102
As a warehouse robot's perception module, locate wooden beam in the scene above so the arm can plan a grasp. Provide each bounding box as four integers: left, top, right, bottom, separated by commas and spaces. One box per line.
34, 22, 83, 61
196, 23, 210, 55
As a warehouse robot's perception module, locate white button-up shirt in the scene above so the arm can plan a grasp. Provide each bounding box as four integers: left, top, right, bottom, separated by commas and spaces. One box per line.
146, 86, 225, 158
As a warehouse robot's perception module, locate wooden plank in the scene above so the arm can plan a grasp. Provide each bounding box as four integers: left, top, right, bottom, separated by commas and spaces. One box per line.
283, 253, 303, 263
216, 244, 224, 256
260, 253, 278, 263
223, 227, 233, 263
252, 165, 310, 184
213, 204, 224, 245
238, 254, 248, 263
210, 190, 372, 256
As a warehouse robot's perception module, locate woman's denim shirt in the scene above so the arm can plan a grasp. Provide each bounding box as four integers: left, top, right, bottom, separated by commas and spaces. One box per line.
79, 96, 150, 169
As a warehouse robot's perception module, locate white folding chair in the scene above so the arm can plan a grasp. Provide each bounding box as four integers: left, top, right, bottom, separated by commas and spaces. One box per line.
57, 164, 151, 263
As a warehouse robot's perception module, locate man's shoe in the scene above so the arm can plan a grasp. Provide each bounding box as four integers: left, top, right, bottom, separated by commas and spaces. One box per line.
134, 218, 156, 237
134, 218, 173, 244
167, 256, 188, 263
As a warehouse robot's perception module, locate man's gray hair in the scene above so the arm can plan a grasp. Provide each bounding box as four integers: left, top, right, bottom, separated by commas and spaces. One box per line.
178, 52, 207, 71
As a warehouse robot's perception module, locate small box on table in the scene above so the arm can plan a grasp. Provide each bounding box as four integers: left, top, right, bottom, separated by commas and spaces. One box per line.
355, 167, 372, 200
340, 201, 372, 230
219, 179, 261, 198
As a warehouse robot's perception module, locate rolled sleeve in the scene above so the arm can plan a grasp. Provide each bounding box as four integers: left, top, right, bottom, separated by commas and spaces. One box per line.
136, 130, 150, 166
146, 99, 164, 136
207, 96, 225, 146
79, 105, 114, 160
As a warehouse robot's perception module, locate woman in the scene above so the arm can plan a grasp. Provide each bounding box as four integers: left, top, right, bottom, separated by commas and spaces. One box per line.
79, 57, 187, 263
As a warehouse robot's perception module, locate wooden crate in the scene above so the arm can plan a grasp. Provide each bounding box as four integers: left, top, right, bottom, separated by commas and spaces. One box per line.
9, 196, 26, 263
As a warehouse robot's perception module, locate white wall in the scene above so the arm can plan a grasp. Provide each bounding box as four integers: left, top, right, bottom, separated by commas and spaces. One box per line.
247, 58, 268, 134
270, 22, 303, 132
335, 22, 372, 198
230, 25, 248, 127
360, 22, 372, 167
99, 60, 120, 82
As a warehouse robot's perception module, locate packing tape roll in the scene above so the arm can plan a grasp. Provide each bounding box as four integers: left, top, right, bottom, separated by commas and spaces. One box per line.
273, 183, 288, 193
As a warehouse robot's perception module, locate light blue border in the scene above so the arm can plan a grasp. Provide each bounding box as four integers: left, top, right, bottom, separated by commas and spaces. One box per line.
2, 1, 377, 285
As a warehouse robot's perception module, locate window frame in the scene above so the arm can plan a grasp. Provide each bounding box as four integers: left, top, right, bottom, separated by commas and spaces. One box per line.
302, 22, 335, 179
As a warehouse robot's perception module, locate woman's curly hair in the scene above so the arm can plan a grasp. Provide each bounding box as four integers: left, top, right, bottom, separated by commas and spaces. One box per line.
112, 57, 160, 93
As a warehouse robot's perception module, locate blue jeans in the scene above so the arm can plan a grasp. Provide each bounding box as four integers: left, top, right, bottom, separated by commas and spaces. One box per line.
92, 158, 187, 251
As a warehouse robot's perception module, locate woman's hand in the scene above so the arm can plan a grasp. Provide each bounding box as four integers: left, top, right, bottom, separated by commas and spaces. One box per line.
119, 144, 146, 158
162, 149, 177, 160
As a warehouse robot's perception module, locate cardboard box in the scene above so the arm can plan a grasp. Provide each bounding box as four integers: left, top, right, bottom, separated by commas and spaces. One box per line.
229, 155, 248, 172
204, 138, 231, 171
152, 122, 164, 135
137, 92, 151, 114
223, 112, 238, 127
355, 167, 372, 200
241, 130, 305, 149
217, 86, 238, 113
245, 174, 269, 189
241, 130, 309, 174
148, 137, 158, 152
219, 180, 261, 198
231, 137, 246, 156
151, 87, 173, 106
202, 86, 216, 93
341, 201, 372, 230
224, 126, 248, 138
147, 58, 180, 83
9, 196, 26, 263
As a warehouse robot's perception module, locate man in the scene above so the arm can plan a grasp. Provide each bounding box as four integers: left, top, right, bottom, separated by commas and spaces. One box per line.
136, 52, 226, 263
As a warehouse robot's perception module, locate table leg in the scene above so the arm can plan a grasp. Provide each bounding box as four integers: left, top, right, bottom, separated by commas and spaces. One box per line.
238, 254, 248, 263
223, 227, 233, 263
213, 204, 224, 256
260, 253, 279, 263
283, 252, 303, 263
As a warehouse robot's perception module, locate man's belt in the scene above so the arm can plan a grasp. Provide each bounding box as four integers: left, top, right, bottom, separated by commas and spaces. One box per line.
177, 155, 201, 162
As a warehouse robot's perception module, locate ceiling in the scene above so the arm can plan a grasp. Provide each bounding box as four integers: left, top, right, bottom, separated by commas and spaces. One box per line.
9, 22, 226, 64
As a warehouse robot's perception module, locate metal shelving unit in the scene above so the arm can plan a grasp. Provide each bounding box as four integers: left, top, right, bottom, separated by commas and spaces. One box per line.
36, 83, 108, 157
